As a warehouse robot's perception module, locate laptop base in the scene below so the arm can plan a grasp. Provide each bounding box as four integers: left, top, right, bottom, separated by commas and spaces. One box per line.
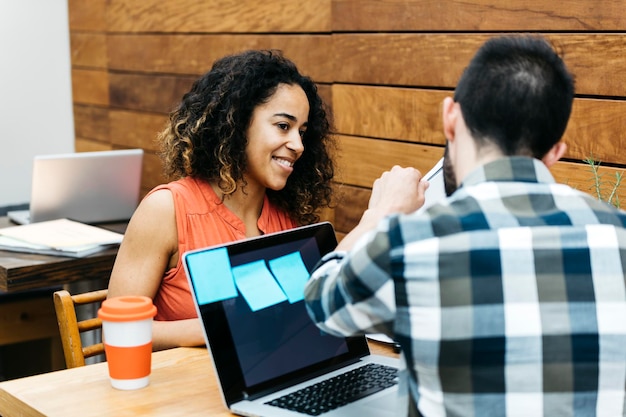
231, 355, 400, 417
7, 210, 30, 225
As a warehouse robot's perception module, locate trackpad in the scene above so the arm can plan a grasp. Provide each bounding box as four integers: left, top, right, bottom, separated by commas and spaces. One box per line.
352, 391, 397, 417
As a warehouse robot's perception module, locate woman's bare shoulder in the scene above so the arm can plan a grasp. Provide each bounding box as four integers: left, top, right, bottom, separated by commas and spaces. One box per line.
108, 188, 178, 297
124, 188, 177, 245
135, 189, 174, 220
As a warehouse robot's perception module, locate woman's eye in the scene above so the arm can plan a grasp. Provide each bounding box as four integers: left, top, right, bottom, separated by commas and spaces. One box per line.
277, 123, 289, 131
299, 130, 306, 137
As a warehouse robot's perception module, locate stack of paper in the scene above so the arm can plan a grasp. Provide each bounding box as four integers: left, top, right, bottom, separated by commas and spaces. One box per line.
0, 218, 124, 258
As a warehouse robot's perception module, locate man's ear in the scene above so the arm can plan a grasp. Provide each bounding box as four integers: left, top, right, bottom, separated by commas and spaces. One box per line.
442, 97, 458, 142
541, 141, 567, 168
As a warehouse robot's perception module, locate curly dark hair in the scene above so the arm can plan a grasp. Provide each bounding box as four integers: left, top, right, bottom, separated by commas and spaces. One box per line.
158, 50, 335, 225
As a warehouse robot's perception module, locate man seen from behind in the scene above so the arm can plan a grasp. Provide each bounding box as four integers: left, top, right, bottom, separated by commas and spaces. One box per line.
304, 35, 626, 416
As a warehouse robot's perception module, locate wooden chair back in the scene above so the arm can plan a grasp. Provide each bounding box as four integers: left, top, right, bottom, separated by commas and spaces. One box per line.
53, 288, 108, 368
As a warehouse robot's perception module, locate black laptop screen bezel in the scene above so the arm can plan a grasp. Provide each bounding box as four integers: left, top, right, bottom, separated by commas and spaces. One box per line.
183, 222, 371, 405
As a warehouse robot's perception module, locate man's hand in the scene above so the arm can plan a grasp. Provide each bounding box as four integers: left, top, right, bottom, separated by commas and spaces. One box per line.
336, 165, 429, 252
368, 165, 428, 215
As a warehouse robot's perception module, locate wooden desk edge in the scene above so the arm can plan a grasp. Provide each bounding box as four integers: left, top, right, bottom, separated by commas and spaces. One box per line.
0, 347, 210, 417
0, 217, 124, 292
0, 387, 44, 417
0, 343, 398, 417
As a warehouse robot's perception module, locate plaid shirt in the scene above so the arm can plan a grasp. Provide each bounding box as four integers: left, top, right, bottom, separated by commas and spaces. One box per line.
304, 157, 626, 417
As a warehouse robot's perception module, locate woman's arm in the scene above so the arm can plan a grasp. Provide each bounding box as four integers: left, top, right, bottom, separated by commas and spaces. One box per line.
107, 189, 205, 350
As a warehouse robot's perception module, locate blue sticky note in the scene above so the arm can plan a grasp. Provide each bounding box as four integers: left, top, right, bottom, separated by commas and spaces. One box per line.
269, 252, 309, 303
232, 260, 287, 311
186, 248, 238, 305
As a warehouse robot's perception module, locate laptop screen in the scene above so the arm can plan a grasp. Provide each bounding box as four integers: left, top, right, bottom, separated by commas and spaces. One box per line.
183, 222, 370, 404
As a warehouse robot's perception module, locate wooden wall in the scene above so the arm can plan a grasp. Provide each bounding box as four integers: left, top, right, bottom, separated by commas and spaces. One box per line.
68, 0, 626, 238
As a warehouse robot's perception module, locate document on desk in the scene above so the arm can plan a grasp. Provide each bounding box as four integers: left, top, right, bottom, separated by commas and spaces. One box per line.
0, 218, 124, 257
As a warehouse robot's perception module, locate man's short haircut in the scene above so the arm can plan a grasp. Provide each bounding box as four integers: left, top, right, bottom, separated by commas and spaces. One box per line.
454, 35, 575, 158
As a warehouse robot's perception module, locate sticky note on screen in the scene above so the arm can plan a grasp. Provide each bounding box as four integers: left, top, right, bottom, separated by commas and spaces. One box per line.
269, 252, 309, 303
186, 247, 238, 305
232, 260, 288, 311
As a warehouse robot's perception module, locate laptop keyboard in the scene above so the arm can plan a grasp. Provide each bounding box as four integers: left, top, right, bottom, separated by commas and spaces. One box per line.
265, 363, 398, 416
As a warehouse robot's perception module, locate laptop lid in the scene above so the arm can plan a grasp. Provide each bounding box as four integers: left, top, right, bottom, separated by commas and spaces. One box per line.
17, 149, 143, 224
183, 222, 373, 408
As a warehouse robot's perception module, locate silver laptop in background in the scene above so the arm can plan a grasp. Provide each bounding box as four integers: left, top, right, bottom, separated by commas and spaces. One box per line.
183, 222, 401, 417
8, 149, 143, 225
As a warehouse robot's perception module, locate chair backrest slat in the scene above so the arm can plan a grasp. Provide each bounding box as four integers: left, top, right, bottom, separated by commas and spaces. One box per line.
53, 289, 108, 368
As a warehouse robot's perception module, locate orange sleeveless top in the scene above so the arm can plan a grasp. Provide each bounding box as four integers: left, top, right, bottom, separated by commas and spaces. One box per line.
149, 177, 296, 321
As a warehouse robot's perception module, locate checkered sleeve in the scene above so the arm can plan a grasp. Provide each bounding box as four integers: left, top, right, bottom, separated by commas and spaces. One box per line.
304, 218, 397, 337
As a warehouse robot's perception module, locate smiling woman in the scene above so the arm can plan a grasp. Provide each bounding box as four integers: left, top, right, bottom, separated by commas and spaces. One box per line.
106, 50, 336, 351
244, 84, 309, 194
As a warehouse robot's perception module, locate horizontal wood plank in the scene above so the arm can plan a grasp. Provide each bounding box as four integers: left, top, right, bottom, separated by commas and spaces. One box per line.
73, 105, 109, 143
71, 69, 109, 106
109, 73, 196, 113
106, 0, 331, 33
317, 85, 332, 113
74, 139, 112, 153
109, 110, 166, 151
333, 85, 626, 166
333, 184, 370, 234
142, 152, 167, 191
333, 0, 626, 31
333, 34, 475, 88
333, 85, 447, 144
108, 73, 332, 116
335, 135, 444, 187
333, 34, 626, 97
565, 98, 626, 165
68, 0, 107, 32
70, 33, 107, 69
551, 34, 626, 97
107, 35, 333, 83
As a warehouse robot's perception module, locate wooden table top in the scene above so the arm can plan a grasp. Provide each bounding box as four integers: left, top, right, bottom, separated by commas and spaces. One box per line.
0, 217, 125, 293
0, 341, 398, 417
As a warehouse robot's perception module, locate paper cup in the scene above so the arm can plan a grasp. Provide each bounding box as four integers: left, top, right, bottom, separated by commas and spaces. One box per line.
98, 296, 157, 390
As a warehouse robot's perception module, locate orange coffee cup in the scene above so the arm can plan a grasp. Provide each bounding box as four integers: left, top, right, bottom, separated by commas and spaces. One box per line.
98, 296, 157, 390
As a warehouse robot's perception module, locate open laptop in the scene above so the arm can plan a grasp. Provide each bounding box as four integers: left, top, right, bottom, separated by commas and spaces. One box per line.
8, 149, 143, 225
183, 222, 401, 417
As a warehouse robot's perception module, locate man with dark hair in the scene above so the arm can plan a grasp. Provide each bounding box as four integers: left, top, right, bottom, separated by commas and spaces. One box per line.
304, 35, 626, 416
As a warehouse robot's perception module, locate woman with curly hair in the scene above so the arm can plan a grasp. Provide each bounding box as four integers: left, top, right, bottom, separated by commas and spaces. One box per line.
107, 50, 335, 350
